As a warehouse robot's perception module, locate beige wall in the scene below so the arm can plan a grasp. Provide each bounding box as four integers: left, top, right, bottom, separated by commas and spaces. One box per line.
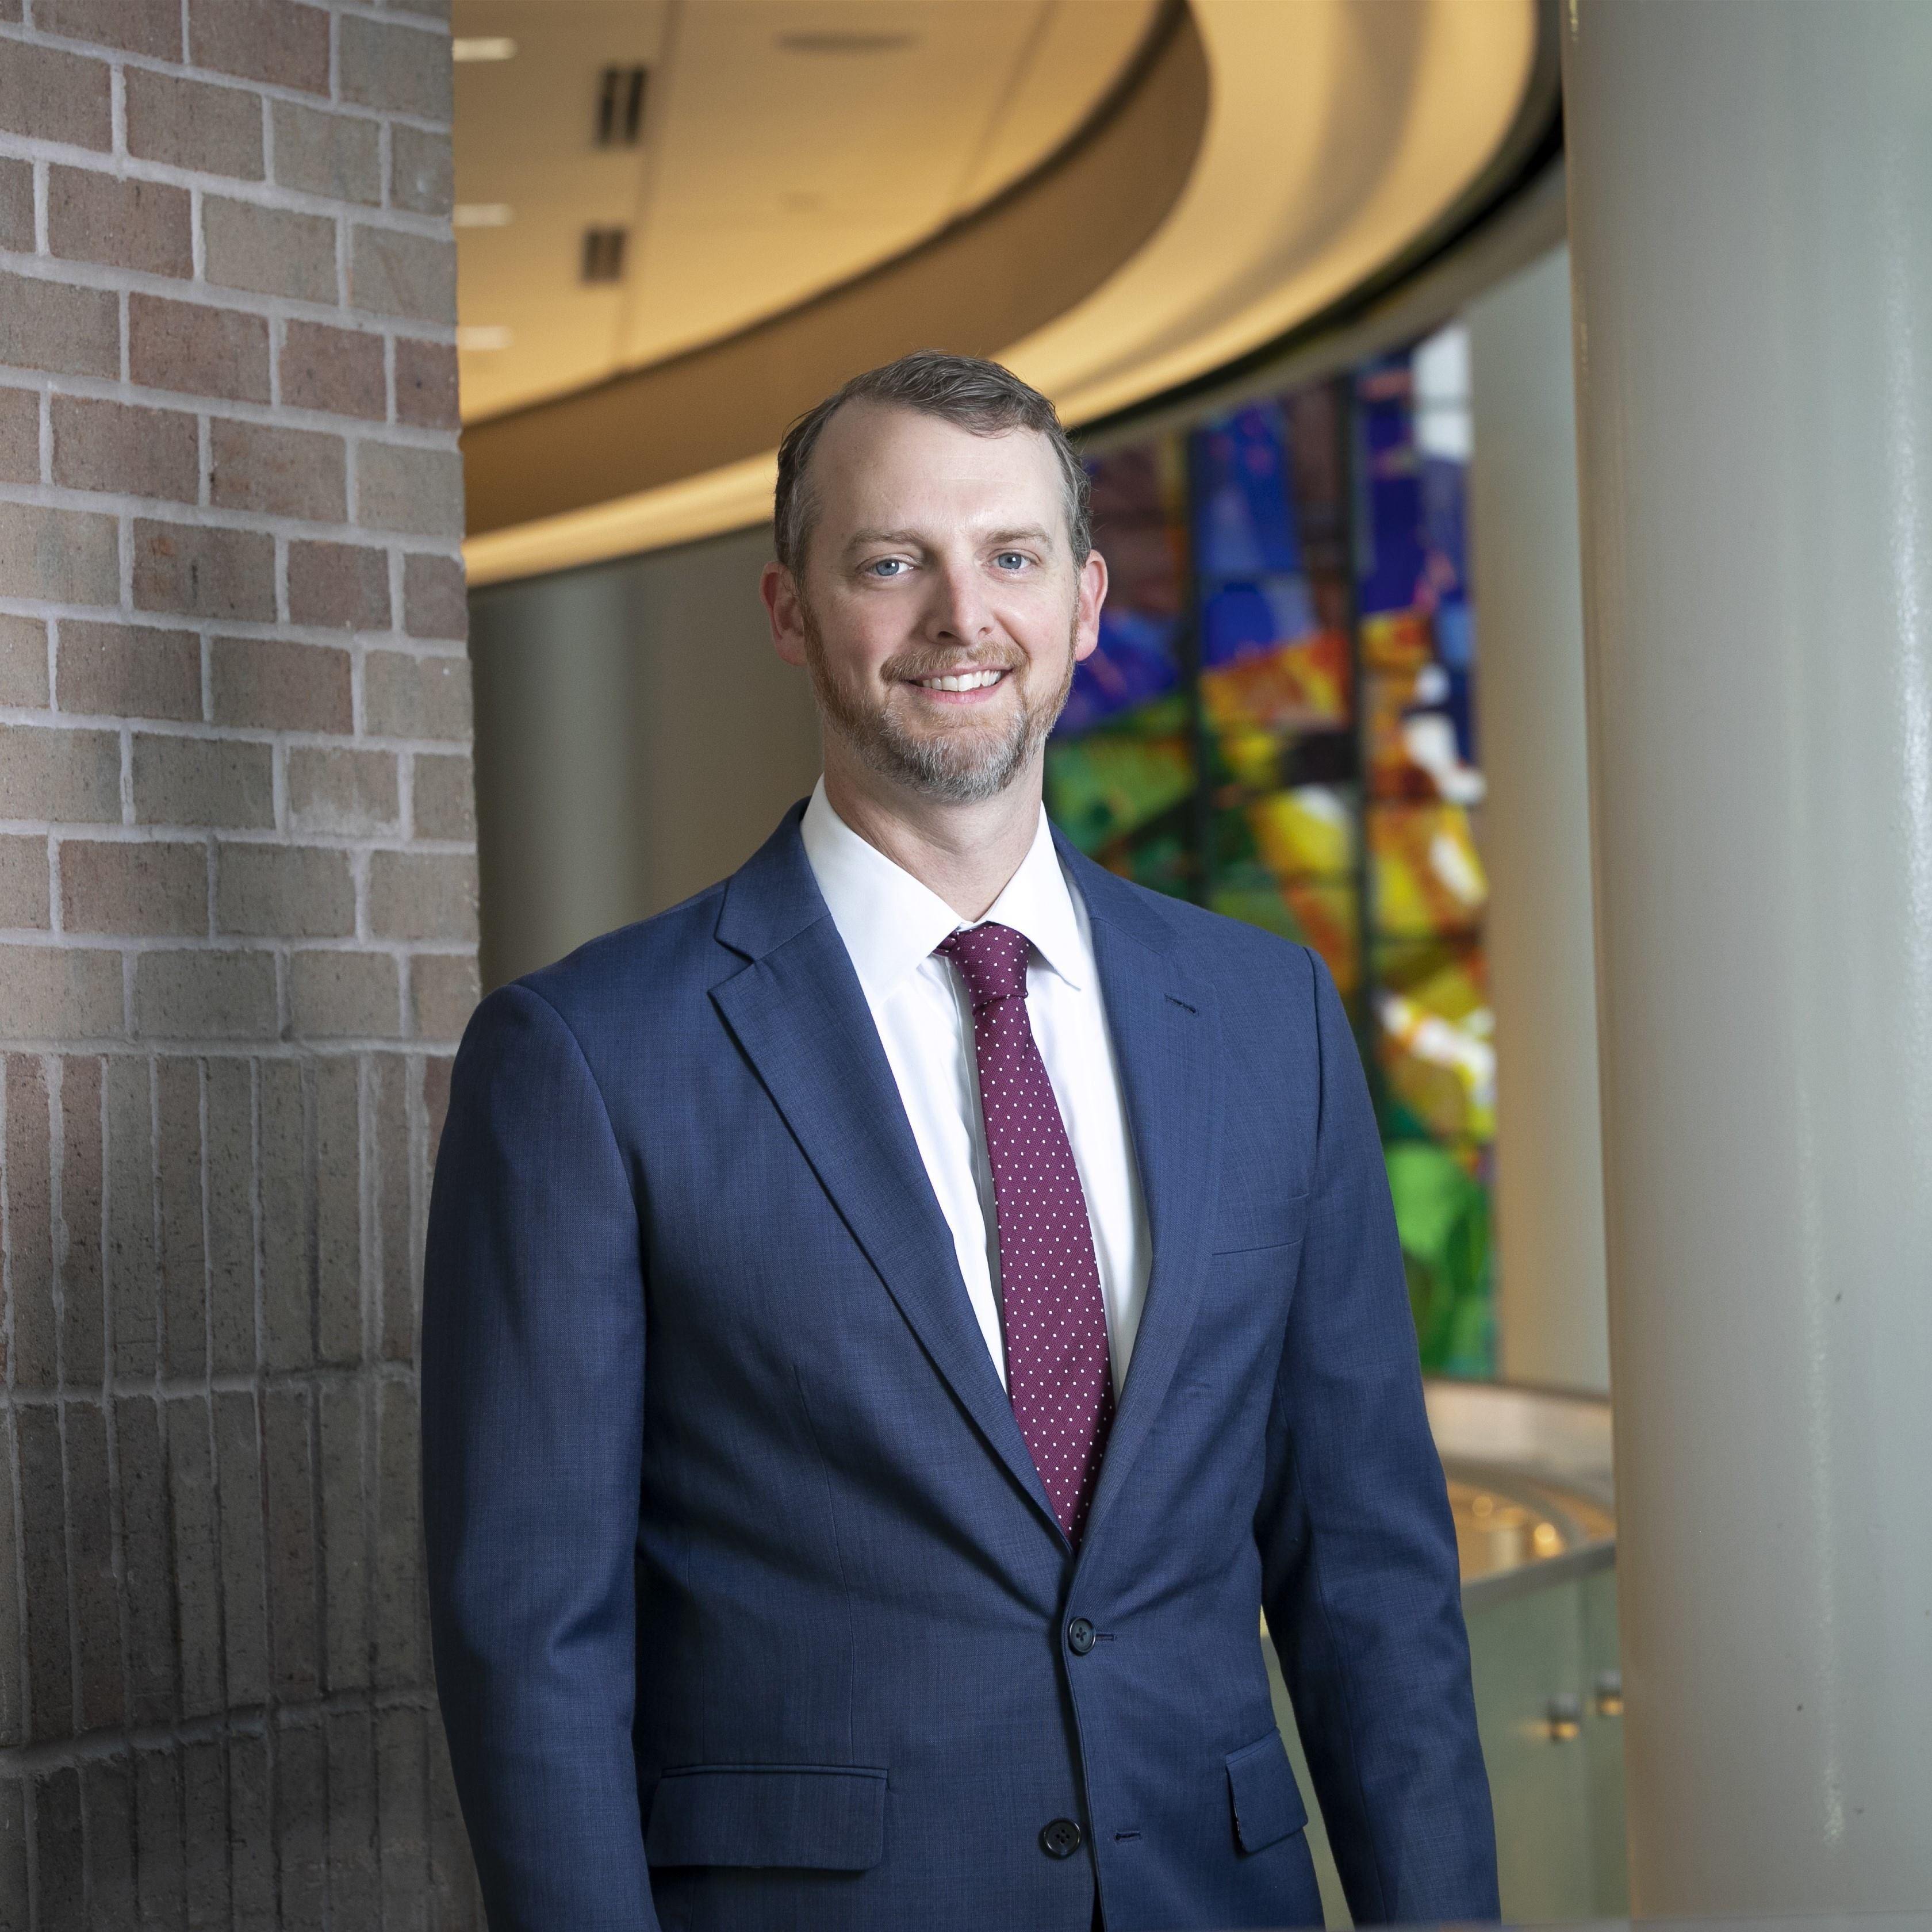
469, 526, 822, 990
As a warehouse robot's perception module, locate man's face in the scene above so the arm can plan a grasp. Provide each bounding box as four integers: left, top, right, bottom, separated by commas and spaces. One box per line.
764, 402, 1106, 804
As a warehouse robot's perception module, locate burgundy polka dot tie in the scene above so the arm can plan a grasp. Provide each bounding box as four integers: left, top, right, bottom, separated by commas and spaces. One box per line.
936, 922, 1114, 1543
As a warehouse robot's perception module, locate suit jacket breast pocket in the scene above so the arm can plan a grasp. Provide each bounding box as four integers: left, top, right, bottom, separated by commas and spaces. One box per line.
645, 1764, 888, 1871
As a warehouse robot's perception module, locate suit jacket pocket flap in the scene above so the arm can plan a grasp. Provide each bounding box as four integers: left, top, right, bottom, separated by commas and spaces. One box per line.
1225, 1733, 1308, 1854
645, 1764, 888, 1870
1210, 1192, 1309, 1256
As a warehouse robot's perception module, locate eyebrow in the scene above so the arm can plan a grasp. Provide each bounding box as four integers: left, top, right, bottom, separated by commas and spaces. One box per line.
841, 524, 1057, 554
842, 528, 923, 553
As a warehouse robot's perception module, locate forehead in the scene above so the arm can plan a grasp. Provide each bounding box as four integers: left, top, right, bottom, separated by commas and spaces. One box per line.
808, 402, 1063, 537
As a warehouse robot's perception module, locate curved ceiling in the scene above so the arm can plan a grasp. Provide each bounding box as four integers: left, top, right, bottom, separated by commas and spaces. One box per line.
461, 5, 1209, 550
462, 0, 1545, 586
1007, 0, 1542, 422
451, 0, 1166, 422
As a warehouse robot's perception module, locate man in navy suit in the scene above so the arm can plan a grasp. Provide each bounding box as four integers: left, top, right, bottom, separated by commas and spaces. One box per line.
421, 351, 1497, 1931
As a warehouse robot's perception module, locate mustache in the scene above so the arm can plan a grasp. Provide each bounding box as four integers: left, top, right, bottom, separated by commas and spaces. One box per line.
881, 646, 1026, 683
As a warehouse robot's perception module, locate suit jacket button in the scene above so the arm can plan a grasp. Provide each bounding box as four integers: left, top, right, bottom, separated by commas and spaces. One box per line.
1040, 1819, 1083, 1859
1067, 1617, 1096, 1656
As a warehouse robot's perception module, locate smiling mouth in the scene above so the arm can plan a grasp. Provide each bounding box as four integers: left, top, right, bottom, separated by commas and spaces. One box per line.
909, 668, 1008, 693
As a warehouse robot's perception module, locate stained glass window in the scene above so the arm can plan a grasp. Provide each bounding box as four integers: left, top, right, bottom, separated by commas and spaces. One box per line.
1194, 385, 1363, 1008
1048, 324, 1497, 1378
1355, 328, 1494, 1378
1045, 438, 1197, 901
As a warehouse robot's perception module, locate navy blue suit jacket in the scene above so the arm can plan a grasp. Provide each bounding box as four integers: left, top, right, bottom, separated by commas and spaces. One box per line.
421, 805, 1498, 1931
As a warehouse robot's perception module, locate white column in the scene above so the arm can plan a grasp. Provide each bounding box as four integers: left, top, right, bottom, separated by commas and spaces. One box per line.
1563, 1, 1932, 1913
1467, 244, 1612, 1397
469, 529, 822, 989
470, 561, 649, 990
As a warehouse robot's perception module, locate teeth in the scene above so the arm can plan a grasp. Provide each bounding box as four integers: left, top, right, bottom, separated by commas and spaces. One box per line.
917, 670, 1004, 692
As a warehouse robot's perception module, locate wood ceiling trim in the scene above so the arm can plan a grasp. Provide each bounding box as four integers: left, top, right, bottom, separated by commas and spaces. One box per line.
461, 1, 1207, 539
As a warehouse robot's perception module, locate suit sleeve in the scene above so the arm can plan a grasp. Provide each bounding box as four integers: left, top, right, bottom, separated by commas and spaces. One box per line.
421, 982, 659, 1931
1255, 948, 1500, 1925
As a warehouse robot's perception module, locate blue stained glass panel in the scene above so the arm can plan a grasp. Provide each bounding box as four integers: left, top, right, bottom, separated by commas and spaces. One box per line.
1059, 609, 1182, 735
1356, 358, 1427, 618
1193, 404, 1302, 577
1199, 577, 1318, 669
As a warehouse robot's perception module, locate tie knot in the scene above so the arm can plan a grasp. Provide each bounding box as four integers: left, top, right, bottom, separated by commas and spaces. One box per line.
936, 921, 1031, 1006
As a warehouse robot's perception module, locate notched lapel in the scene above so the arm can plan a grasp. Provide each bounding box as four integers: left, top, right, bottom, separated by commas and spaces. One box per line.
1078, 896, 1224, 1553
710, 913, 1063, 1542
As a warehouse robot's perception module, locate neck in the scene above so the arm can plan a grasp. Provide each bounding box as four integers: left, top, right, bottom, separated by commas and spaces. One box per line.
820, 742, 1045, 922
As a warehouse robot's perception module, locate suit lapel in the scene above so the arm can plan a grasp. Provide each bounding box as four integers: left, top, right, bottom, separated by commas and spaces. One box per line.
710, 811, 1063, 1541
1060, 839, 1224, 1551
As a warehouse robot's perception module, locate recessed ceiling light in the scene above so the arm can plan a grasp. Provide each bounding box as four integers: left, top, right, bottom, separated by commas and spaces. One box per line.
454, 204, 516, 228
775, 30, 919, 55
456, 325, 515, 351
453, 37, 517, 62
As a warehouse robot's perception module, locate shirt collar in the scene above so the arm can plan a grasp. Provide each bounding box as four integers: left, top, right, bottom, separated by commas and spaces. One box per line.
980, 803, 1087, 992
799, 777, 1087, 1005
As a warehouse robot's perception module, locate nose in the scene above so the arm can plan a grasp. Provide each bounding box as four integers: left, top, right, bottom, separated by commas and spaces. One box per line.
925, 555, 995, 648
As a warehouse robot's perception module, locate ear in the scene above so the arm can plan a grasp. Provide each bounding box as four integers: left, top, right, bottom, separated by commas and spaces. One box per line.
762, 561, 809, 666
1071, 547, 1109, 664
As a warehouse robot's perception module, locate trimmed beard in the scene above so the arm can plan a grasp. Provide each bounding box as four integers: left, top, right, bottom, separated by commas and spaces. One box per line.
799, 596, 1078, 804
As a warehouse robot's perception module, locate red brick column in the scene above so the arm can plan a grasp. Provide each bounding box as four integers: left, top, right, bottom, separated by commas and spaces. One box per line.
0, 1, 480, 1923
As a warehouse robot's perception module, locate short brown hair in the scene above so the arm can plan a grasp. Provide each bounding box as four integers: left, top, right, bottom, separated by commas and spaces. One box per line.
772, 350, 1091, 574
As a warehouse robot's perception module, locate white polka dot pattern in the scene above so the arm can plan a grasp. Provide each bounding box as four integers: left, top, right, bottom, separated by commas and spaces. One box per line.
936, 922, 1114, 1543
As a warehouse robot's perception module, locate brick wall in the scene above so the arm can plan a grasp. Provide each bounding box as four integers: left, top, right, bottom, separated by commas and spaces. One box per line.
0, 0, 480, 1924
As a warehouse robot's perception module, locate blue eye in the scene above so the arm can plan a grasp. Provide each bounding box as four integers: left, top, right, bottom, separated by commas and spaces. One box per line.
995, 552, 1029, 570
867, 558, 907, 578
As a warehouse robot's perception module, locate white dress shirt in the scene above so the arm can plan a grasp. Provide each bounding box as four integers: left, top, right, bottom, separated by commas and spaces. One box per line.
800, 779, 1151, 1395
